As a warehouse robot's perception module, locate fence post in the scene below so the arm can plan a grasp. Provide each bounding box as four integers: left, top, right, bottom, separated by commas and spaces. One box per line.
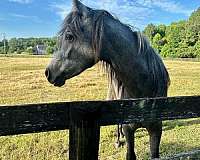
69, 107, 100, 160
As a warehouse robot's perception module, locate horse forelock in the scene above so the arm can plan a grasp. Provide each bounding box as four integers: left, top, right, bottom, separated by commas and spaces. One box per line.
57, 9, 108, 62
58, 12, 83, 37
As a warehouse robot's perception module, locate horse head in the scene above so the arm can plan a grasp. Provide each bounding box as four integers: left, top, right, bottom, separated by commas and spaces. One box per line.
45, 0, 100, 87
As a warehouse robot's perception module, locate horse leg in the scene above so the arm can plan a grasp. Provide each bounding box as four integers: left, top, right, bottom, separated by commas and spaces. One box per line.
115, 124, 121, 148
106, 83, 122, 148
115, 123, 125, 148
120, 123, 124, 138
123, 124, 137, 160
145, 121, 162, 159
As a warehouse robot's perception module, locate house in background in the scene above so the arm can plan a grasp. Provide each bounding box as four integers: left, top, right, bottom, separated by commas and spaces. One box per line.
34, 45, 46, 55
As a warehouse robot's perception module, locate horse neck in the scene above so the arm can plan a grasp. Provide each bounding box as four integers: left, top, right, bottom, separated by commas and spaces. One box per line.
100, 19, 148, 97
101, 18, 138, 62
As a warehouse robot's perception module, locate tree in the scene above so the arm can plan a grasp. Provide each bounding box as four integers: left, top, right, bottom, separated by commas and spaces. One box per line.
160, 43, 176, 57
143, 23, 158, 42
8, 38, 18, 53
8, 37, 57, 54
157, 24, 166, 37
194, 40, 200, 57
152, 33, 162, 52
176, 42, 195, 58
26, 47, 33, 54
0, 39, 8, 54
144, 6, 200, 58
0, 47, 4, 54
185, 7, 200, 46
46, 46, 54, 55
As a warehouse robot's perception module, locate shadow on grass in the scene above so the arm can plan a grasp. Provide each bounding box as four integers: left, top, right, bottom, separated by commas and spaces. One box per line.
163, 118, 200, 131
160, 142, 200, 160
132, 118, 200, 139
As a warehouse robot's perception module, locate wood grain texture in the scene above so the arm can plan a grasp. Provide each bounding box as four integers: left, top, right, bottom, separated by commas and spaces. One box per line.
0, 96, 199, 136
0, 102, 70, 136
69, 120, 100, 160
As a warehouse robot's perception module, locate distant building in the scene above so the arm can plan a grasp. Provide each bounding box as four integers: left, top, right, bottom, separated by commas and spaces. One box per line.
34, 45, 46, 55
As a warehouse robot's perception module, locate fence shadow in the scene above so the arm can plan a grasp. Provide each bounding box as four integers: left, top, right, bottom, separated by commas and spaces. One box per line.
161, 142, 200, 160
163, 118, 200, 131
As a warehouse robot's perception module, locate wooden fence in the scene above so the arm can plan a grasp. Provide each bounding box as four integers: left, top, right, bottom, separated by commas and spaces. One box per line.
0, 96, 200, 159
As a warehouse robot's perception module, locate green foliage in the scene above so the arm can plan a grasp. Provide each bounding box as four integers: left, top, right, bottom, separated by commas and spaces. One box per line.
144, 8, 200, 58
46, 46, 54, 55
161, 44, 172, 57
7, 37, 57, 54
0, 47, 4, 54
143, 23, 158, 42
0, 39, 8, 54
194, 40, 200, 57
186, 7, 200, 46
26, 47, 33, 54
157, 24, 166, 37
152, 33, 162, 52
8, 38, 20, 53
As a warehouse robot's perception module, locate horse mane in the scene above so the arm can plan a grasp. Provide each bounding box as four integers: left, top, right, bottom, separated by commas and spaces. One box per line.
134, 32, 171, 96
95, 13, 170, 97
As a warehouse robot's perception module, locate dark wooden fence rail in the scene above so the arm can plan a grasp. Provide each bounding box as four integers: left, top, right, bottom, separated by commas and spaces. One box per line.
0, 96, 200, 159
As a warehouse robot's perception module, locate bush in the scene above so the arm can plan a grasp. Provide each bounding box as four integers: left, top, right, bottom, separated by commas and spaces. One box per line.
46, 46, 54, 55
176, 46, 196, 58
160, 44, 176, 57
195, 49, 200, 57
0, 47, 4, 54
26, 47, 33, 54
194, 40, 200, 57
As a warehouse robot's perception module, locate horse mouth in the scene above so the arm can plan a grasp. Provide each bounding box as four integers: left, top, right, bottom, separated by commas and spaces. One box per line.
53, 79, 65, 87
53, 74, 66, 87
46, 68, 82, 87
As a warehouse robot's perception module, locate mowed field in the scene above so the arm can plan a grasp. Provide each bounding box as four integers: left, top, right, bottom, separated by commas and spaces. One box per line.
0, 55, 200, 160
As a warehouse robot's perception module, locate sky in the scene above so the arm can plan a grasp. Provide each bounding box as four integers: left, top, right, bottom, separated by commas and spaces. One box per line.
0, 0, 199, 39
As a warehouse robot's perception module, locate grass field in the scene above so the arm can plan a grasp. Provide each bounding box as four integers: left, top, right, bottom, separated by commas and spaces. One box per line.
0, 55, 200, 159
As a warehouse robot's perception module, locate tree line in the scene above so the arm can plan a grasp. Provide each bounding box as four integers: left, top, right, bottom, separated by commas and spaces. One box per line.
143, 7, 200, 58
0, 37, 57, 55
0, 7, 200, 57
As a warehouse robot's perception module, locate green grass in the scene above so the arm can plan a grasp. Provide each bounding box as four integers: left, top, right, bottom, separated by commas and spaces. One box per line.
0, 55, 200, 159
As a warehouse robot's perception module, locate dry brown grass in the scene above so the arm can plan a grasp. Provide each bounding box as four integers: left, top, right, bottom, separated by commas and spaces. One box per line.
0, 55, 199, 160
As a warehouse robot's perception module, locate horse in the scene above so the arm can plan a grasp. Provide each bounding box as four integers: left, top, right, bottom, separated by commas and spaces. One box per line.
45, 0, 170, 159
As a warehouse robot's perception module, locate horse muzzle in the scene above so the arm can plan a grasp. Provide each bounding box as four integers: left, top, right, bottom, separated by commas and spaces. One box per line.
45, 68, 66, 87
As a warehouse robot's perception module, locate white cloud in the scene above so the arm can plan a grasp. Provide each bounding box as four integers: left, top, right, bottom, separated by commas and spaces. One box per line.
11, 13, 30, 18
155, 0, 192, 16
136, 0, 193, 16
8, 0, 33, 4
83, 0, 153, 21
50, 0, 152, 28
49, 0, 194, 29
49, 2, 70, 20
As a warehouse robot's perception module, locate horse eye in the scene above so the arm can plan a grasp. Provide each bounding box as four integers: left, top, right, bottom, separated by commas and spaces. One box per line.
65, 34, 74, 42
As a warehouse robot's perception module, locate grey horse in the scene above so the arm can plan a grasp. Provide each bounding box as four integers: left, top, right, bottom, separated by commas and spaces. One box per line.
45, 0, 170, 159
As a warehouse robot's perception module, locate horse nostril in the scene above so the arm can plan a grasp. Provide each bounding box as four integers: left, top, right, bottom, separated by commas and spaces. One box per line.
45, 68, 50, 80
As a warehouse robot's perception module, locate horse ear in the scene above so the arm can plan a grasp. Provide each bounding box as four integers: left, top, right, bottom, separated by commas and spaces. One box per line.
72, 0, 79, 11
72, 0, 89, 16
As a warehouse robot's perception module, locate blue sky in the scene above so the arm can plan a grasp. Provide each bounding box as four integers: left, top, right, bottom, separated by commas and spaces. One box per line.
0, 0, 199, 39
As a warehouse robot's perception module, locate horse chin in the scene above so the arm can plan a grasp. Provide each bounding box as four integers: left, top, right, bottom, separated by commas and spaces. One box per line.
52, 67, 85, 87
53, 80, 66, 87
53, 76, 66, 87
